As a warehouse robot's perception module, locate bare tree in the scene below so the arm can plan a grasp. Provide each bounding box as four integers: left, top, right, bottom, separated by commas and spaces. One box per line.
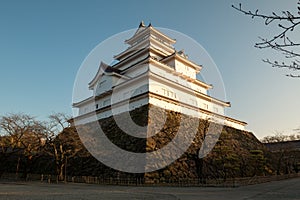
232, 1, 300, 77
45, 113, 84, 181
262, 131, 288, 143
0, 113, 46, 179
262, 131, 300, 143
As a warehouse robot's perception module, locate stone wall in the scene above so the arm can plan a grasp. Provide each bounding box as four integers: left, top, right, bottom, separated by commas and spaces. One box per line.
74, 104, 270, 182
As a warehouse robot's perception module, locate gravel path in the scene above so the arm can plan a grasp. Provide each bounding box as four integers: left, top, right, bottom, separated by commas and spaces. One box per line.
0, 177, 299, 200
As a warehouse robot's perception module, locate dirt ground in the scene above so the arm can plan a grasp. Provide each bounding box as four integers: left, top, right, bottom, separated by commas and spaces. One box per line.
0, 177, 299, 200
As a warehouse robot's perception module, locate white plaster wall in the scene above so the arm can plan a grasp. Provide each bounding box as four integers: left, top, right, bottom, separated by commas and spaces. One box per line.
74, 97, 149, 125
149, 97, 244, 130
80, 74, 149, 116
94, 76, 112, 96
174, 60, 196, 79
149, 78, 225, 115
79, 104, 93, 116
111, 75, 148, 102
76, 97, 244, 130
148, 97, 225, 124
149, 64, 208, 95
225, 120, 245, 130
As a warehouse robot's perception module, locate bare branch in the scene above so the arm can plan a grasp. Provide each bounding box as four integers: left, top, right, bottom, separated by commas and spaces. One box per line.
263, 59, 300, 71
232, 2, 300, 77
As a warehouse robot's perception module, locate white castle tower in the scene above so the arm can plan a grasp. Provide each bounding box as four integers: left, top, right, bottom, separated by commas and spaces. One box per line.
73, 22, 246, 130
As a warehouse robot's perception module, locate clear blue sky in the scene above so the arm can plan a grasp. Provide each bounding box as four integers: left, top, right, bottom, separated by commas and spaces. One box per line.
0, 0, 299, 139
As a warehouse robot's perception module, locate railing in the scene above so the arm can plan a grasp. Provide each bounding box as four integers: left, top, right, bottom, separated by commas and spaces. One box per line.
1, 173, 299, 187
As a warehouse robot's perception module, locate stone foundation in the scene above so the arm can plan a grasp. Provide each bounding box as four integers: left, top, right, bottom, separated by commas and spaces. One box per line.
75, 104, 268, 183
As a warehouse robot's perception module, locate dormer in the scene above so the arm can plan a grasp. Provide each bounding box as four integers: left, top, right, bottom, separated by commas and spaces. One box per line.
88, 62, 129, 96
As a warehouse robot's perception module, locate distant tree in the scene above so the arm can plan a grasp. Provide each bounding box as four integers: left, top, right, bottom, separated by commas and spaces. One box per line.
262, 131, 289, 143
262, 132, 299, 174
262, 131, 300, 143
0, 113, 46, 179
232, 1, 300, 77
287, 133, 300, 141
294, 127, 300, 139
0, 134, 15, 177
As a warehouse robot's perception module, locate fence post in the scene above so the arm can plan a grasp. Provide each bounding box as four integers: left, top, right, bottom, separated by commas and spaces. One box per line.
47, 175, 51, 184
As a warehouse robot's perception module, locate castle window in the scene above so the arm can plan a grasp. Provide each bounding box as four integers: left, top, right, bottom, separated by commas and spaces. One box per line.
162, 88, 176, 98
96, 104, 99, 109
203, 103, 208, 110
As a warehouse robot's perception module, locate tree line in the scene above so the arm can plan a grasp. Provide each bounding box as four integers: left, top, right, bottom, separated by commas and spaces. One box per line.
261, 131, 300, 175
0, 113, 86, 181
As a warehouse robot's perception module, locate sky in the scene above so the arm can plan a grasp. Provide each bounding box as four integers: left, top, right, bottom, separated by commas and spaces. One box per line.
0, 0, 299, 139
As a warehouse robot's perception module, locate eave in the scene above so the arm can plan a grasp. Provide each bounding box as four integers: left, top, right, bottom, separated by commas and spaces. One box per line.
88, 62, 108, 89
112, 46, 169, 70
72, 96, 94, 108
114, 36, 175, 61
125, 26, 176, 46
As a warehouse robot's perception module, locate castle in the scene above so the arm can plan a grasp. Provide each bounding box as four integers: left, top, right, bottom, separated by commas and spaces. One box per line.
73, 22, 246, 130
